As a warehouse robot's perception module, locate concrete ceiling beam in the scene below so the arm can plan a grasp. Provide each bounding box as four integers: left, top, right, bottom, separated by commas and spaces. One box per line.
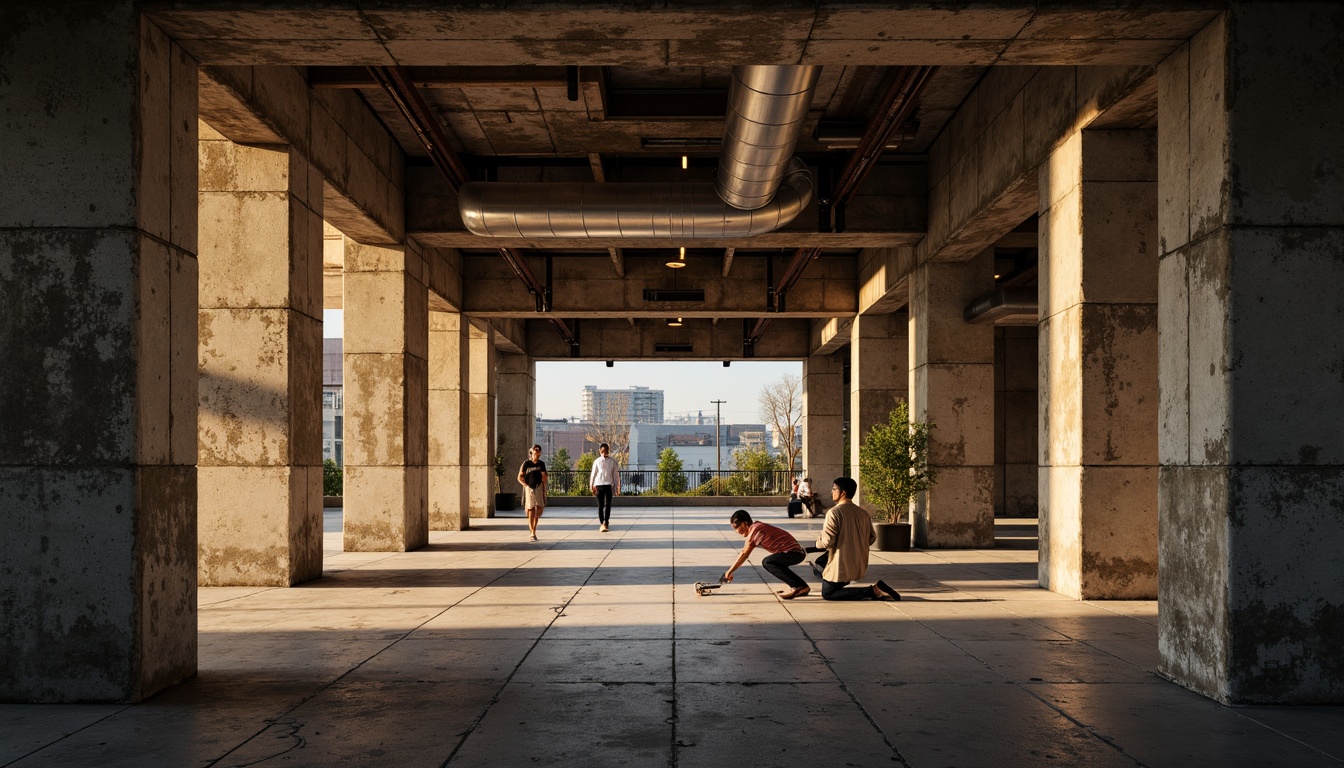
148, 6, 1221, 68
459, 254, 856, 319
199, 65, 406, 245
521, 318, 811, 361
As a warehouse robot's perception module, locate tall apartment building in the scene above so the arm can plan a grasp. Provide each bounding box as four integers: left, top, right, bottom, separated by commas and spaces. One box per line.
322, 338, 343, 465
581, 385, 664, 424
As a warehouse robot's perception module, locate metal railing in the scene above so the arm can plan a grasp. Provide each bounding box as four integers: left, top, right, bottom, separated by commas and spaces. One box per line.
545, 469, 794, 497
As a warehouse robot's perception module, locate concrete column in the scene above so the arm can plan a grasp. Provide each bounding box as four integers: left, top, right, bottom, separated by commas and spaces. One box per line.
496, 353, 537, 475
1037, 129, 1159, 599
197, 131, 324, 586
467, 323, 498, 518
428, 311, 471, 531
802, 353, 844, 489
342, 239, 429, 551
0, 12, 197, 701
1157, 6, 1344, 704
909, 250, 996, 548
849, 312, 909, 508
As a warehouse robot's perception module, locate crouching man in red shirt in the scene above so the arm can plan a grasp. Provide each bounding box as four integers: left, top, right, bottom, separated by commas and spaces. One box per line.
722, 509, 810, 599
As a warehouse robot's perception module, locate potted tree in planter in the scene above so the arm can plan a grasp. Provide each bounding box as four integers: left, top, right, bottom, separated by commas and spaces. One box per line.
859, 401, 936, 551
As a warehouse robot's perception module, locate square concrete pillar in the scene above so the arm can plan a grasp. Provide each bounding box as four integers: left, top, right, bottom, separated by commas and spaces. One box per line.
429, 311, 471, 531
1037, 129, 1159, 599
802, 353, 844, 490
496, 353, 537, 477
342, 239, 429, 551
849, 312, 909, 508
197, 131, 324, 587
1157, 6, 1344, 704
909, 250, 996, 548
467, 323, 498, 518
0, 12, 198, 701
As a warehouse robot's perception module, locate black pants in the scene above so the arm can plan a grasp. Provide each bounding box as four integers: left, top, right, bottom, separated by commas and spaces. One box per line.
762, 550, 808, 590
813, 552, 875, 600
594, 484, 613, 524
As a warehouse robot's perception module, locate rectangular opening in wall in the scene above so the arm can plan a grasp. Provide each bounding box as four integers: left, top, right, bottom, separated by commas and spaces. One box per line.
654, 343, 694, 353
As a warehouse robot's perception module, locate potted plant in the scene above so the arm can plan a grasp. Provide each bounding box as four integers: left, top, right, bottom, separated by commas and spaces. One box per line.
859, 401, 936, 551
493, 448, 517, 512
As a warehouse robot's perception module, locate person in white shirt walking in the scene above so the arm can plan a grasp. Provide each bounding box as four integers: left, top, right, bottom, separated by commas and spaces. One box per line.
588, 443, 621, 532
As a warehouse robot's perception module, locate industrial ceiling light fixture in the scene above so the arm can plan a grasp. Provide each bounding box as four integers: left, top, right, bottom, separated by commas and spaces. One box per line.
667, 317, 684, 328
666, 246, 687, 269
681, 155, 688, 170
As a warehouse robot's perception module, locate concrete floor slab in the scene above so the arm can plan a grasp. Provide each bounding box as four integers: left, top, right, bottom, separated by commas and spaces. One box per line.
5, 509, 1341, 766
1038, 682, 1344, 767
449, 682, 673, 766
514, 639, 673, 683
853, 681, 1142, 767
675, 682, 901, 767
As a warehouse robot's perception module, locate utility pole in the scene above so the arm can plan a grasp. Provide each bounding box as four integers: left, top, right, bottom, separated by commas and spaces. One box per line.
711, 399, 726, 481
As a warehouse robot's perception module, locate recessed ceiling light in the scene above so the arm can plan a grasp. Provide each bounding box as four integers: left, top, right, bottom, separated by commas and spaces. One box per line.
665, 246, 687, 269
681, 155, 688, 170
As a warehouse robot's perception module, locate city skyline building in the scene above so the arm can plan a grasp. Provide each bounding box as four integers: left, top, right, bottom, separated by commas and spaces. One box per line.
580, 384, 664, 424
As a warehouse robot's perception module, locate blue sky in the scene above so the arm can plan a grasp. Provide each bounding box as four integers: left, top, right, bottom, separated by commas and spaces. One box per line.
326, 310, 801, 423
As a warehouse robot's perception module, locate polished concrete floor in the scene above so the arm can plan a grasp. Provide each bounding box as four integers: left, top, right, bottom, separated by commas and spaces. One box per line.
3, 507, 1342, 767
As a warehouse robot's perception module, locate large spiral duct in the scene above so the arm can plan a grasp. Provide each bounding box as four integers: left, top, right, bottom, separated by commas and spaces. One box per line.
458, 65, 821, 239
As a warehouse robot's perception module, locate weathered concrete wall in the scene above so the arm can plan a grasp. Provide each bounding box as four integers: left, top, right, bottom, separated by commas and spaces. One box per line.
341, 239, 429, 551
496, 353, 537, 483
1038, 129, 1159, 599
994, 326, 1039, 518
802, 353, 845, 489
197, 129, 324, 586
849, 312, 908, 510
0, 7, 197, 702
1157, 5, 1344, 704
467, 323, 498, 518
428, 311, 471, 531
909, 249, 996, 548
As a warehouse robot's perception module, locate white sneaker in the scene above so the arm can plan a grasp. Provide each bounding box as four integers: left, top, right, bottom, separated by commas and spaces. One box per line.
600, 523, 609, 532
529, 533, 537, 541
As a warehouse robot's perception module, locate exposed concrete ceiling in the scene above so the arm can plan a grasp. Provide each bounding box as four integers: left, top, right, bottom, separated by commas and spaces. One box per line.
163, 1, 1211, 358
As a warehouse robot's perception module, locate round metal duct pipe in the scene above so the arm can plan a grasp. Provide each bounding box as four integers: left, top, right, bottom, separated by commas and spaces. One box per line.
458, 159, 814, 238
714, 65, 821, 210
458, 65, 820, 238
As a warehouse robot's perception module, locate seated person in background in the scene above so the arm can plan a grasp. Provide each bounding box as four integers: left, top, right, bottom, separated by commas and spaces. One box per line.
722, 510, 811, 599
797, 476, 819, 518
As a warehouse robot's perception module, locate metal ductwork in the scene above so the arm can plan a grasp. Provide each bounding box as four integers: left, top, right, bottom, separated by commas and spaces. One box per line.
459, 158, 812, 238
963, 286, 1039, 325
715, 65, 821, 210
458, 65, 821, 238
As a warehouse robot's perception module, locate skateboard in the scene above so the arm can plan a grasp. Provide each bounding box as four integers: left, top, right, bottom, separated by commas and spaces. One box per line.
694, 578, 727, 596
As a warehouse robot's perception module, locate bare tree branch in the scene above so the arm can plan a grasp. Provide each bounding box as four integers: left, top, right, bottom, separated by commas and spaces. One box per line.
759, 374, 802, 473
584, 391, 631, 465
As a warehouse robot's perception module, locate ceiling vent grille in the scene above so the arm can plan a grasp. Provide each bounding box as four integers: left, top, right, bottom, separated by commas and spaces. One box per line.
643, 289, 705, 302
654, 343, 695, 353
